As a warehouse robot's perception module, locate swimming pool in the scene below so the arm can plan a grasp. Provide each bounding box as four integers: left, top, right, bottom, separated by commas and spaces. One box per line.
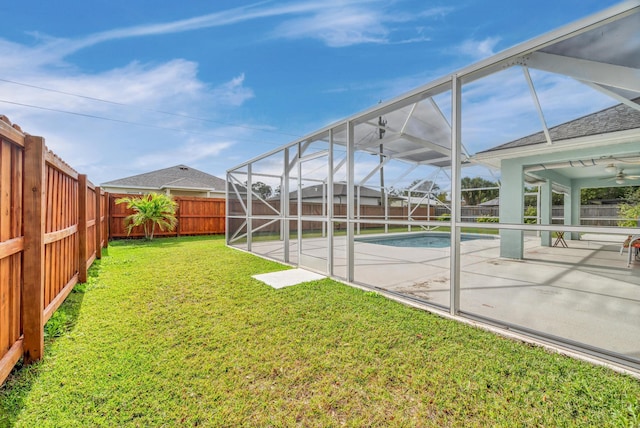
356, 232, 496, 248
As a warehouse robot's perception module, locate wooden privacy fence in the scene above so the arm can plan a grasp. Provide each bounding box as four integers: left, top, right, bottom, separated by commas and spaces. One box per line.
434, 205, 623, 226
0, 118, 108, 386
228, 200, 435, 235
108, 194, 225, 238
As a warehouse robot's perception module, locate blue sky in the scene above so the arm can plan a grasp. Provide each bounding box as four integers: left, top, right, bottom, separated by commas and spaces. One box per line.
0, 0, 621, 184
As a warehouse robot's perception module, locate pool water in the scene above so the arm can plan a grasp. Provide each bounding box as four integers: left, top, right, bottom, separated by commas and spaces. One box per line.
356, 232, 494, 248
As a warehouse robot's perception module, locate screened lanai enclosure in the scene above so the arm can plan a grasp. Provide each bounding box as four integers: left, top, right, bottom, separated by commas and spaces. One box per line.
228, 2, 640, 374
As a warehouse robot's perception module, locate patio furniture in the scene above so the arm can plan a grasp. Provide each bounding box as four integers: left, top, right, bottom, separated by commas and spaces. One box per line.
620, 235, 640, 267
553, 231, 568, 248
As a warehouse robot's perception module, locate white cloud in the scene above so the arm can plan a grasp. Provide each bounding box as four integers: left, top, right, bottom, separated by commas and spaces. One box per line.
211, 74, 254, 107
6, 1, 451, 62
133, 140, 234, 169
274, 6, 389, 47
273, 2, 453, 47
458, 37, 501, 60
0, 27, 261, 184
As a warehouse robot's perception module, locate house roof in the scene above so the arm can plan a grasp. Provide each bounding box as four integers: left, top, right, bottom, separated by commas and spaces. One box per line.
287, 183, 384, 200
478, 197, 500, 206
102, 165, 226, 191
478, 98, 640, 154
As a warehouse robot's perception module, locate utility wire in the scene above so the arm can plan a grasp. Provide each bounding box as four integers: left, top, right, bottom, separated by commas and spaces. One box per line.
0, 77, 301, 138
0, 99, 284, 147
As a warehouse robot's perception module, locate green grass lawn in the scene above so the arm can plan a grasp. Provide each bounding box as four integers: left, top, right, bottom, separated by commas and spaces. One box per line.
1, 235, 638, 427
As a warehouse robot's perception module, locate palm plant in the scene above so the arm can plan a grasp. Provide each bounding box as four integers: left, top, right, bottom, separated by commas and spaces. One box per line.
115, 193, 178, 240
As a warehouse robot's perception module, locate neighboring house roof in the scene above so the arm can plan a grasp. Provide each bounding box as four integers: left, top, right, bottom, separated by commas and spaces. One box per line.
400, 195, 441, 205
285, 183, 401, 200
478, 98, 640, 154
102, 165, 226, 191
478, 197, 500, 206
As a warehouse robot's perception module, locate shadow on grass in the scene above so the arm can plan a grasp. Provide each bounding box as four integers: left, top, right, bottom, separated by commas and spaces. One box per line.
109, 234, 224, 248
0, 260, 104, 427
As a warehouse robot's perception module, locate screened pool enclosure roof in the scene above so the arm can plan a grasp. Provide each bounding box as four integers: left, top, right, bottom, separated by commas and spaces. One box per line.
227, 1, 640, 375
233, 1, 640, 172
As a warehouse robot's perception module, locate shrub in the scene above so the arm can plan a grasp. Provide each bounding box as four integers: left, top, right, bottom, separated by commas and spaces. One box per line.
618, 204, 640, 227
115, 193, 178, 240
524, 206, 538, 224
477, 216, 499, 223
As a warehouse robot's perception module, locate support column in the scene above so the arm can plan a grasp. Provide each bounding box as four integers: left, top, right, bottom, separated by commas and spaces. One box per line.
225, 173, 230, 245
570, 182, 581, 240
327, 130, 334, 276
499, 160, 524, 259
563, 191, 572, 236
346, 121, 355, 283
540, 180, 552, 247
247, 164, 252, 252
282, 148, 290, 263
450, 76, 461, 315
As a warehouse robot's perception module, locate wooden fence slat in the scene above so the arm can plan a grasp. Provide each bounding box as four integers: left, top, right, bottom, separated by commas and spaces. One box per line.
55, 171, 63, 302
0, 237, 23, 259
44, 225, 78, 245
0, 339, 22, 386
10, 148, 22, 347
0, 141, 9, 356
9, 146, 24, 348
43, 274, 78, 324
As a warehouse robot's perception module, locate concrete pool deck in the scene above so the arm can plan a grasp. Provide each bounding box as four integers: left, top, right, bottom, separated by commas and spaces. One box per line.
245, 233, 640, 368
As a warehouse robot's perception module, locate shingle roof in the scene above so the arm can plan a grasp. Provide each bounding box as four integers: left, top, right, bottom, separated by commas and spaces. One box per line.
102, 165, 226, 190
284, 183, 404, 201
479, 98, 640, 154
287, 184, 381, 199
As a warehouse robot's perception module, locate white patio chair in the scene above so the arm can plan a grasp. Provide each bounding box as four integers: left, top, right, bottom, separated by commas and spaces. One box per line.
620, 235, 640, 267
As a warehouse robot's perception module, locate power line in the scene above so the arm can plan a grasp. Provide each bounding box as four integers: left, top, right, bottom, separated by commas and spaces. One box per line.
0, 99, 284, 147
0, 77, 301, 138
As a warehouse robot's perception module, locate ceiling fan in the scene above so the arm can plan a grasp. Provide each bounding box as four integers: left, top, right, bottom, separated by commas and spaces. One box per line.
602, 165, 640, 184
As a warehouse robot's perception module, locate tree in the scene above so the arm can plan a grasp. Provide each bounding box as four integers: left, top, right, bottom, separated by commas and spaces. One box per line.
461, 177, 499, 205
625, 186, 640, 204
116, 193, 178, 240
618, 186, 640, 227
245, 181, 273, 200
436, 191, 448, 202
580, 186, 636, 204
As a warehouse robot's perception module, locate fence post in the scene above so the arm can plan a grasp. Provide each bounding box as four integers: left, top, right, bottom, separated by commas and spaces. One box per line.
104, 192, 110, 245
95, 186, 102, 259
176, 197, 181, 237
78, 174, 88, 283
108, 193, 114, 241
22, 136, 46, 364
